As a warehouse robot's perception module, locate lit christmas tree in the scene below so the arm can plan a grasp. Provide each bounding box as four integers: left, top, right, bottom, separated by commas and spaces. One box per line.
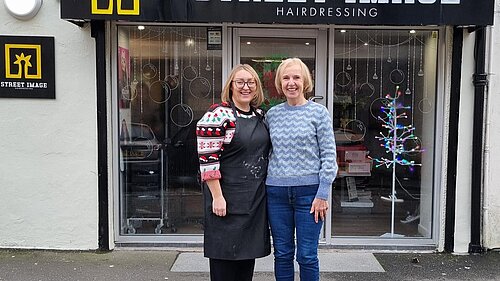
374, 86, 421, 237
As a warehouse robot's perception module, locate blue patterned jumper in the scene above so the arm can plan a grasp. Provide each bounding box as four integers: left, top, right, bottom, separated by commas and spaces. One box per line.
265, 101, 338, 200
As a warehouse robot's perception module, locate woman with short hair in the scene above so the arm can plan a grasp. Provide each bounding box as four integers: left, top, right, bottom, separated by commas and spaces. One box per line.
266, 58, 338, 281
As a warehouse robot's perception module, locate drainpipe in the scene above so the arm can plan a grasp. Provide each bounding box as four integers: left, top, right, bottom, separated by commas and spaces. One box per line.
444, 27, 463, 253
91, 20, 110, 251
468, 26, 487, 254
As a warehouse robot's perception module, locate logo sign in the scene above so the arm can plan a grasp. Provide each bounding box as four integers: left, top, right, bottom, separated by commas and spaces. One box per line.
91, 0, 140, 15
61, 0, 494, 25
0, 36, 55, 99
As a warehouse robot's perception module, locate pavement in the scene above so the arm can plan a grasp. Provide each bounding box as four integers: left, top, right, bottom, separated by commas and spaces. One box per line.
0, 248, 499, 281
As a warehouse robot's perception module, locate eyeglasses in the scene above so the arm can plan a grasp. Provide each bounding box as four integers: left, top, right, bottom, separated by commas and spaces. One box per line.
232, 79, 256, 89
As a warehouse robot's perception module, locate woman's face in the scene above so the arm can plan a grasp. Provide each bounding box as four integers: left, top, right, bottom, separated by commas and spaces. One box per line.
280, 64, 305, 102
231, 69, 256, 110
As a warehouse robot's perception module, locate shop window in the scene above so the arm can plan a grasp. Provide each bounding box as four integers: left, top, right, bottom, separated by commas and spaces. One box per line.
331, 29, 438, 238
117, 26, 222, 235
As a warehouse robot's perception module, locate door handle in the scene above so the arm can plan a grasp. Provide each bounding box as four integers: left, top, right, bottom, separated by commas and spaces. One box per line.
309, 96, 324, 102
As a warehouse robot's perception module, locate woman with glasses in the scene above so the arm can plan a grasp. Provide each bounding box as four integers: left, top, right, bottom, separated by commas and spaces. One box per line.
266, 58, 338, 281
196, 64, 271, 281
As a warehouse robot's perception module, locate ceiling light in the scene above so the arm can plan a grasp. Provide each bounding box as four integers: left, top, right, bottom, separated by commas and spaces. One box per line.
186, 38, 195, 47
251, 59, 284, 63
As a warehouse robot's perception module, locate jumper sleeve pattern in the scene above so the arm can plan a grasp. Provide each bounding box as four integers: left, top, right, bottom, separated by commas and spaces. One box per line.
196, 102, 236, 181
315, 106, 338, 200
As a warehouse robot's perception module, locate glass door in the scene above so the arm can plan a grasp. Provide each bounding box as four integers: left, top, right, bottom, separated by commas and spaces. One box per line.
233, 28, 328, 109
233, 28, 330, 239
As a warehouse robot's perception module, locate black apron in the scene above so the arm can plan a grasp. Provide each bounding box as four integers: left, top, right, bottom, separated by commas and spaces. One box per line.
203, 103, 271, 260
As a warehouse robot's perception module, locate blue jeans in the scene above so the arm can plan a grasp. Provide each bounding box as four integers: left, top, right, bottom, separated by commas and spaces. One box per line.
266, 184, 323, 281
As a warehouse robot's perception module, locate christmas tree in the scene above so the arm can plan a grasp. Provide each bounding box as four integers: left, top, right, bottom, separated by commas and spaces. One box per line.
374, 86, 421, 237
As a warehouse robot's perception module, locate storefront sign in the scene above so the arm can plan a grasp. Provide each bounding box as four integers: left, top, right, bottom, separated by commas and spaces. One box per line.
0, 36, 55, 99
61, 0, 494, 25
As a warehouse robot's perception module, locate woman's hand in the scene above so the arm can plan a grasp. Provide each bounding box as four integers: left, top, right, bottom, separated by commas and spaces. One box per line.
310, 198, 329, 223
212, 195, 227, 217
206, 179, 227, 217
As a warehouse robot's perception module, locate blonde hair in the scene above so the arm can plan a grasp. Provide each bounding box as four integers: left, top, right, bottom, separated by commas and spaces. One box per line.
274, 58, 314, 95
221, 64, 264, 108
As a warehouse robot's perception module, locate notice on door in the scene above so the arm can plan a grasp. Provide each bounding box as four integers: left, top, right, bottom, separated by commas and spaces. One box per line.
207, 27, 222, 51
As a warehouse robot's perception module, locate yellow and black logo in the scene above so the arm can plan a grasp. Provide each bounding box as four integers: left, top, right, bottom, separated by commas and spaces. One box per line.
0, 36, 55, 99
91, 0, 140, 15
4, 44, 42, 79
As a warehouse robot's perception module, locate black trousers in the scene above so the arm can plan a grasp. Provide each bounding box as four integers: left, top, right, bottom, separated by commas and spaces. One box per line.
209, 258, 256, 281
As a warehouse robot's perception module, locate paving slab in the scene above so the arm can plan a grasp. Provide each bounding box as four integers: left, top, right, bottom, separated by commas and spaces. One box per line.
171, 252, 384, 273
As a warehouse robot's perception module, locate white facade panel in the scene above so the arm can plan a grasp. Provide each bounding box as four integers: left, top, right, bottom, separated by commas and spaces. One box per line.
484, 0, 500, 250
0, 1, 98, 249
453, 30, 475, 254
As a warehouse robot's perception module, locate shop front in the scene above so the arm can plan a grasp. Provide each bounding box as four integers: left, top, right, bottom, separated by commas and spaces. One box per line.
61, 0, 494, 249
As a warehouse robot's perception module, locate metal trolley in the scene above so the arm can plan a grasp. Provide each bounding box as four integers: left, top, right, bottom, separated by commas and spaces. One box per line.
122, 148, 165, 234
120, 123, 166, 235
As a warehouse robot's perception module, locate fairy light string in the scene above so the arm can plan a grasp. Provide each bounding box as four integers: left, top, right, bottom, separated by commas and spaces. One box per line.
405, 33, 412, 95
412, 33, 417, 125
354, 31, 358, 120
346, 32, 352, 71
373, 33, 378, 80
379, 33, 384, 98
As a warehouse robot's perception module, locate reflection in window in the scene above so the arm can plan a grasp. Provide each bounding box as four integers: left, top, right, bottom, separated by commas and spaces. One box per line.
117, 26, 222, 235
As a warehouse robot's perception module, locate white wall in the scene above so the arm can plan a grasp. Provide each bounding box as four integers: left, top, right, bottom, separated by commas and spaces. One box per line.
483, 0, 500, 250
453, 29, 475, 254
0, 1, 99, 249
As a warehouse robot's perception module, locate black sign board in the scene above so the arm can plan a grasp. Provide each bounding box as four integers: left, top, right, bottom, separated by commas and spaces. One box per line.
0, 36, 55, 99
61, 0, 494, 26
